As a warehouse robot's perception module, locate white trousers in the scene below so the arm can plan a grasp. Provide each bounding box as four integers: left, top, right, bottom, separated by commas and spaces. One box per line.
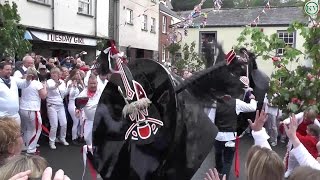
68, 101, 81, 140
84, 120, 93, 146
19, 110, 42, 153
47, 103, 67, 142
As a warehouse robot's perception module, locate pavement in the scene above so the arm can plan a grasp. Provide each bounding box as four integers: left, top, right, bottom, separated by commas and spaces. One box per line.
38, 135, 287, 180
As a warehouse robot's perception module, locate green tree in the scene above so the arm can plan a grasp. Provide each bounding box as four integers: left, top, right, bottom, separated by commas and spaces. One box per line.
0, 2, 31, 60
236, 6, 320, 115
174, 41, 204, 73
166, 42, 181, 65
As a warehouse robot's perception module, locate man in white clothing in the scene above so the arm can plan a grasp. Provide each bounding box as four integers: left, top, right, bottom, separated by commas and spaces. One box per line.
0, 61, 33, 124
77, 74, 104, 146
13, 55, 34, 78
212, 93, 257, 180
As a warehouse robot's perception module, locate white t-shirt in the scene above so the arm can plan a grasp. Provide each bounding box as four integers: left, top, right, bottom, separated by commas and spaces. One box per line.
66, 80, 83, 102
46, 79, 67, 105
77, 88, 103, 121
20, 80, 44, 111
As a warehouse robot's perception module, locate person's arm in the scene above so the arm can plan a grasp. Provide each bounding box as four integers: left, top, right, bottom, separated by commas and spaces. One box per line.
58, 80, 67, 97
290, 142, 320, 170
37, 81, 47, 100
249, 110, 272, 150
235, 98, 257, 115
14, 77, 31, 89
282, 112, 304, 125
285, 113, 320, 170
46, 79, 59, 90
314, 119, 320, 128
13, 70, 23, 79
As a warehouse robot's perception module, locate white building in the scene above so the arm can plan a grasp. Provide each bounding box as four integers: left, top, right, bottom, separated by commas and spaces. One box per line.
116, 0, 159, 61
2, 0, 109, 61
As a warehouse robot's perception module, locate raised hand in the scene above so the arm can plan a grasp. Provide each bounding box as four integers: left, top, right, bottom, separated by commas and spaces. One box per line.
9, 170, 31, 180
284, 113, 298, 140
41, 167, 70, 180
248, 110, 268, 132
204, 168, 226, 180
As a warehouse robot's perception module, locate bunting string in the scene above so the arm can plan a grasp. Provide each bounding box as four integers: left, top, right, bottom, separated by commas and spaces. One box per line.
247, 1, 271, 27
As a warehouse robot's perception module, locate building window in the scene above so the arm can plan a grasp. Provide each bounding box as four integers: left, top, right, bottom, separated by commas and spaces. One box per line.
126, 9, 133, 25
142, 14, 148, 31
151, 17, 156, 33
27, 0, 50, 5
277, 31, 295, 56
162, 16, 167, 34
78, 0, 91, 15
199, 31, 217, 57
162, 45, 166, 62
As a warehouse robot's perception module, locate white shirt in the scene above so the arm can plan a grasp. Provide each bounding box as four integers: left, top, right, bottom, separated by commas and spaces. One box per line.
13, 66, 27, 79
66, 80, 83, 102
282, 112, 320, 127
77, 87, 103, 121
0, 77, 30, 117
20, 80, 44, 111
46, 79, 67, 105
214, 99, 257, 142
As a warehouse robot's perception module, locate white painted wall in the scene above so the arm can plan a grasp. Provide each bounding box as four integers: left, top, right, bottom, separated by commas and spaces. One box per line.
177, 26, 305, 77
119, 0, 159, 51
4, 0, 108, 38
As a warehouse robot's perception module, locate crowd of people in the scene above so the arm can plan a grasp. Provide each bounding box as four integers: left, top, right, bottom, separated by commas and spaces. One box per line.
0, 51, 320, 180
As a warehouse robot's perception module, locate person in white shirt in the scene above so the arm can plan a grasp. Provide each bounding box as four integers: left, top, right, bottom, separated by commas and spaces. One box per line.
0, 61, 33, 124
76, 74, 103, 146
212, 93, 257, 179
13, 55, 34, 79
66, 69, 85, 145
263, 93, 281, 146
46, 67, 69, 149
19, 67, 47, 154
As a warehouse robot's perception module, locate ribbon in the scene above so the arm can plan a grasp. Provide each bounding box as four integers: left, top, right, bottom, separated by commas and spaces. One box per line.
29, 111, 40, 146
82, 145, 97, 180
234, 136, 240, 177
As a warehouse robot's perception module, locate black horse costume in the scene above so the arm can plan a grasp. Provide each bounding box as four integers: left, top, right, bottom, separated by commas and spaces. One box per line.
78, 40, 269, 180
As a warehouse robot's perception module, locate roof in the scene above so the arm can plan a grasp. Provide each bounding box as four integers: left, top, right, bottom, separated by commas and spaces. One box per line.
160, 3, 182, 20
177, 6, 307, 27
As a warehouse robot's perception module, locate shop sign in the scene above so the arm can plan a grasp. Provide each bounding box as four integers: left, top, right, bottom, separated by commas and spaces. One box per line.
24, 30, 97, 46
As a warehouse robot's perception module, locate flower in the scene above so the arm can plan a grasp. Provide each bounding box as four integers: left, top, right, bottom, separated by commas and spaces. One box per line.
307, 73, 314, 80
272, 56, 280, 62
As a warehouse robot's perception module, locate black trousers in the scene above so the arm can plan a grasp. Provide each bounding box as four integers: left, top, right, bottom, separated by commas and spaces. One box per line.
214, 140, 235, 180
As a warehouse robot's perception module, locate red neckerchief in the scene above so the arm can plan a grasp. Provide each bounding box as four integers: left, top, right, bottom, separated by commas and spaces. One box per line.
87, 90, 96, 98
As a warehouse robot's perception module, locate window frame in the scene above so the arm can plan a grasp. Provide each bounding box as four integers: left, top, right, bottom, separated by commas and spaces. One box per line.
78, 0, 92, 16
151, 17, 156, 33
142, 14, 148, 31
27, 0, 50, 6
199, 31, 217, 57
276, 30, 296, 56
126, 8, 134, 25
162, 16, 167, 34
162, 45, 166, 62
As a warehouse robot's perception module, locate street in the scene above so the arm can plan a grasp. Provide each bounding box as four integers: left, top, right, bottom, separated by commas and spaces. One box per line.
39, 135, 287, 180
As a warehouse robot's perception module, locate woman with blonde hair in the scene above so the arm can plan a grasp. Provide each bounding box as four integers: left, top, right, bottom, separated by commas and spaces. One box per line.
0, 154, 48, 180
19, 67, 47, 154
46, 67, 69, 149
0, 117, 23, 165
66, 68, 84, 145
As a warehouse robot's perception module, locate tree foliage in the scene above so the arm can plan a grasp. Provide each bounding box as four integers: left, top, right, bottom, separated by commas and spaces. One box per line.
0, 2, 31, 60
173, 42, 204, 72
236, 8, 320, 115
